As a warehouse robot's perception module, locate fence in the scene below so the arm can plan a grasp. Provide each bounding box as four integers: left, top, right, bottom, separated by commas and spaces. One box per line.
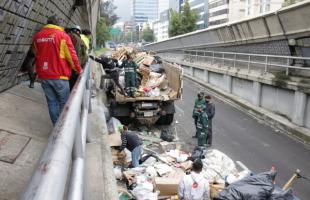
21, 62, 92, 200
182, 50, 310, 75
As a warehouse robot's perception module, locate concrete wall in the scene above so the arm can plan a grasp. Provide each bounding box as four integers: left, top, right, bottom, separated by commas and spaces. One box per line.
209, 72, 225, 90
305, 96, 310, 129
178, 57, 310, 130
261, 84, 295, 119
232, 77, 253, 103
0, 0, 99, 92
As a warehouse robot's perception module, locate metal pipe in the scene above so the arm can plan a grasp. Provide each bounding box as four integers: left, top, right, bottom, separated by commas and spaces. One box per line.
22, 64, 89, 200
68, 158, 85, 200
68, 86, 91, 200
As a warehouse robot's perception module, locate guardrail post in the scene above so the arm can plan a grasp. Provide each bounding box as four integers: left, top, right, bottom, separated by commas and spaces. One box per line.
212, 51, 214, 65
234, 54, 236, 70
222, 53, 225, 67
196, 51, 198, 63
248, 55, 251, 73
286, 58, 290, 76
264, 57, 268, 73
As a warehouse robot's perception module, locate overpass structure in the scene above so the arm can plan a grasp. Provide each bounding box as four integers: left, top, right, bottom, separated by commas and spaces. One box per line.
0, 0, 99, 92
145, 1, 310, 140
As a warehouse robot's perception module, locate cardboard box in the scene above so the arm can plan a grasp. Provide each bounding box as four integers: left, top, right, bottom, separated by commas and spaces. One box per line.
155, 177, 181, 196
108, 133, 122, 147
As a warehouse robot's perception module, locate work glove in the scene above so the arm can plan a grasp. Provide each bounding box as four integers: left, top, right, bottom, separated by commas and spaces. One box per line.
89, 55, 95, 60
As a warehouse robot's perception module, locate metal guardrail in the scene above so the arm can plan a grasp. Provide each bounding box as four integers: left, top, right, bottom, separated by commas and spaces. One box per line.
22, 62, 92, 200
183, 50, 310, 75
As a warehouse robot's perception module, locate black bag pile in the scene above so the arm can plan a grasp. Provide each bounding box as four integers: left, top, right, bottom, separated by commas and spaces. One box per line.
160, 129, 174, 142
215, 170, 300, 200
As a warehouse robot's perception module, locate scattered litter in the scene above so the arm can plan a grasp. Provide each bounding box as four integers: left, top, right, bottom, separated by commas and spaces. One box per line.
154, 163, 172, 176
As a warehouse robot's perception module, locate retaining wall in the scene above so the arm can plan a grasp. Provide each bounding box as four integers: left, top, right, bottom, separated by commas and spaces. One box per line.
0, 0, 99, 92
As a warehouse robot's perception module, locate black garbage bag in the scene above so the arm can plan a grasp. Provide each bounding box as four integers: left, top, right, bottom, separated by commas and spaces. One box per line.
190, 147, 205, 161
160, 129, 174, 142
153, 55, 163, 64
270, 187, 301, 200
215, 170, 277, 200
150, 64, 165, 73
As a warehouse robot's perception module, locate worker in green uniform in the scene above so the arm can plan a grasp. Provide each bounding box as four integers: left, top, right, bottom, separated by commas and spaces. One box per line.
192, 92, 206, 138
121, 53, 138, 97
196, 105, 209, 147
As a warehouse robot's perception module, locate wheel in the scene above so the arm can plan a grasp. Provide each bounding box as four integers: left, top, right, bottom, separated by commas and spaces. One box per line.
156, 114, 174, 125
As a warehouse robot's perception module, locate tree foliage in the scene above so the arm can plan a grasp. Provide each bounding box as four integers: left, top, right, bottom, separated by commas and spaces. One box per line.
99, 0, 119, 26
283, 0, 303, 6
169, 0, 198, 37
96, 17, 111, 47
142, 25, 155, 42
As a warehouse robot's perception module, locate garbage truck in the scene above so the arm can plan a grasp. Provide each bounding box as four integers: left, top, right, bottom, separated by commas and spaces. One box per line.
102, 56, 183, 126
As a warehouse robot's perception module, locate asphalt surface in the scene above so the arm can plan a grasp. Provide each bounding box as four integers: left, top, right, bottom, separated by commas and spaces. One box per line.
173, 78, 310, 199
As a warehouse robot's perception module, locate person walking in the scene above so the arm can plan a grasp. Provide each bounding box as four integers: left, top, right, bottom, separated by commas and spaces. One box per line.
66, 25, 87, 90
178, 159, 210, 200
21, 47, 36, 88
192, 92, 206, 138
119, 125, 143, 168
196, 106, 208, 147
89, 55, 126, 95
205, 95, 215, 146
33, 15, 82, 125
121, 53, 138, 97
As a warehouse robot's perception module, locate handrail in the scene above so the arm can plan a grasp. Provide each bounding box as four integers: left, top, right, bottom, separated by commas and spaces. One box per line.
22, 63, 92, 200
180, 49, 310, 75
184, 50, 310, 61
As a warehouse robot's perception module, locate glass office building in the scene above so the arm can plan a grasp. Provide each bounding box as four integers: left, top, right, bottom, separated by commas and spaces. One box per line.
131, 0, 158, 24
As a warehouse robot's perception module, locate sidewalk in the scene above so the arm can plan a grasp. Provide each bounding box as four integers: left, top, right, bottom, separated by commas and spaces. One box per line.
0, 82, 52, 200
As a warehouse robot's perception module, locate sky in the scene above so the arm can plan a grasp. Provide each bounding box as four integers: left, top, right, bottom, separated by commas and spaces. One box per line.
113, 0, 131, 22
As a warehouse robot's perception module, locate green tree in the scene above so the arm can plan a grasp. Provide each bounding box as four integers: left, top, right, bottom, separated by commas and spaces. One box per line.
169, 0, 198, 37
181, 0, 198, 33
100, 0, 119, 26
96, 17, 111, 47
283, 0, 303, 6
142, 25, 155, 42
169, 10, 182, 37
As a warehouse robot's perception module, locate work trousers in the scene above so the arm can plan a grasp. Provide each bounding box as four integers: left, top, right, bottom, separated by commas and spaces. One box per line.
131, 145, 142, 168
41, 79, 70, 125
125, 73, 136, 97
207, 119, 213, 145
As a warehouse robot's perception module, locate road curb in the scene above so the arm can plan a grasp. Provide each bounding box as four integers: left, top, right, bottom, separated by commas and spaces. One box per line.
184, 74, 310, 144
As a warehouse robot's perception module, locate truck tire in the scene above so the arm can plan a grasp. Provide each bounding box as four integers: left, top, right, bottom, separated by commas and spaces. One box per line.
157, 114, 174, 125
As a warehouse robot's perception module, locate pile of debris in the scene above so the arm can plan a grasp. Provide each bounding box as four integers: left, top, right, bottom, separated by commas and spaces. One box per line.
107, 118, 300, 200
111, 48, 176, 99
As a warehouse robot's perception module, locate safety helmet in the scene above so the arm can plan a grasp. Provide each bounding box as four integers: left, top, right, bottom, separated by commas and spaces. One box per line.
70, 25, 82, 33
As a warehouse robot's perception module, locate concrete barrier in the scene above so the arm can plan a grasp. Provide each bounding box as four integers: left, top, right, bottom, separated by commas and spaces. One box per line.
145, 1, 310, 54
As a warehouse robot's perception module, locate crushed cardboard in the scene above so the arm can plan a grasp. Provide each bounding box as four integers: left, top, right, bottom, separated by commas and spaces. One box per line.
108, 133, 122, 147
155, 177, 181, 196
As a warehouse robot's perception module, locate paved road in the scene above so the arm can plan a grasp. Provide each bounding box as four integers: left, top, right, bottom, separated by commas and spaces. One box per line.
174, 78, 310, 199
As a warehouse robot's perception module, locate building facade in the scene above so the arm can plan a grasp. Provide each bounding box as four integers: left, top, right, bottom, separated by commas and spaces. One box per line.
158, 0, 170, 15
245, 0, 283, 17
130, 0, 158, 24
229, 0, 246, 22
153, 9, 170, 42
181, 0, 209, 29
208, 0, 229, 26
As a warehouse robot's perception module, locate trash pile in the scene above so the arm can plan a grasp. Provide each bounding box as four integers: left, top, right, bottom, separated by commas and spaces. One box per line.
111, 48, 178, 99
107, 117, 300, 200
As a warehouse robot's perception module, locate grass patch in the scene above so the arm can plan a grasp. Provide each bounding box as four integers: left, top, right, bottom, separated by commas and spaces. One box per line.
94, 48, 109, 56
